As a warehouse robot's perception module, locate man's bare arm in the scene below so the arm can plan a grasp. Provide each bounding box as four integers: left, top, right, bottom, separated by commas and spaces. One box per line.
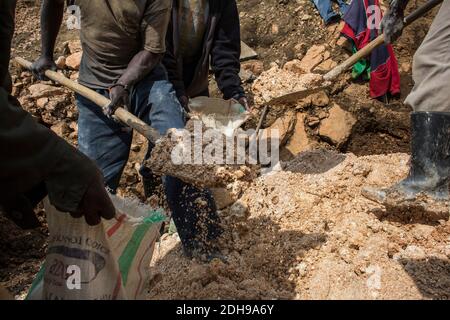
382, 0, 411, 43
31, 0, 65, 79
105, 50, 163, 116
117, 50, 163, 87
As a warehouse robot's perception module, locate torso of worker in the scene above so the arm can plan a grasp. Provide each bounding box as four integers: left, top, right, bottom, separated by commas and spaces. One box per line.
74, 0, 171, 89
178, 0, 209, 63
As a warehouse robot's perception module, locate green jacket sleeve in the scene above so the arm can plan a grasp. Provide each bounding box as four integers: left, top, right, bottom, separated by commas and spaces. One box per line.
0, 89, 99, 213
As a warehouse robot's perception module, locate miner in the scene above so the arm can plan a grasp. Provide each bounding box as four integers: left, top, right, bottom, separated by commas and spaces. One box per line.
32, 0, 223, 260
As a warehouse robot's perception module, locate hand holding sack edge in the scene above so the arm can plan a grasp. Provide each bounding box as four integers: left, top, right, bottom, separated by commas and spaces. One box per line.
45, 139, 116, 226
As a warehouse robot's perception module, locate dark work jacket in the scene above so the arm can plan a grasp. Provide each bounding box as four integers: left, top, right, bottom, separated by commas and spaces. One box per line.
0, 90, 96, 215
163, 0, 244, 99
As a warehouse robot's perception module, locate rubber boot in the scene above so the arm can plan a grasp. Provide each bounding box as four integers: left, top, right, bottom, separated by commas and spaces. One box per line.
362, 112, 450, 210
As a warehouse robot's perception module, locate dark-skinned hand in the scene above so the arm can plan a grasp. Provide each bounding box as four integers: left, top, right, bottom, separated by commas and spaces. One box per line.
31, 55, 57, 81
179, 95, 190, 113
66, 169, 116, 226
105, 84, 129, 118
238, 96, 251, 111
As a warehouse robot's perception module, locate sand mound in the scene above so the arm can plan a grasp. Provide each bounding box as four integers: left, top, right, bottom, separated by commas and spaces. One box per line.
252, 66, 323, 105
148, 151, 450, 300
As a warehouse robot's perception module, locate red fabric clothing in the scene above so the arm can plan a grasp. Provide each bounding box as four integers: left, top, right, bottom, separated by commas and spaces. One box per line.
341, 0, 400, 98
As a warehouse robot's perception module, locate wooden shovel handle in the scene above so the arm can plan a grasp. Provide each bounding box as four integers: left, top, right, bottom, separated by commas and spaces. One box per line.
324, 0, 443, 81
15, 57, 161, 144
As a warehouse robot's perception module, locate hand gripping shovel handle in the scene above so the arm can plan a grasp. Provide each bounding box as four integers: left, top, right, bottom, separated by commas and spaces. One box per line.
15, 57, 161, 144
324, 0, 443, 81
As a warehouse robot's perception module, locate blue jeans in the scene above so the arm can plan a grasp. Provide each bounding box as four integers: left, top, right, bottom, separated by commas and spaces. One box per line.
311, 0, 349, 24
76, 64, 222, 253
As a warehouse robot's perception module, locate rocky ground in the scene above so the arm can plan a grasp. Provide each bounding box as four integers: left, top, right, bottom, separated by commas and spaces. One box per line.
148, 151, 449, 299
1, 0, 449, 300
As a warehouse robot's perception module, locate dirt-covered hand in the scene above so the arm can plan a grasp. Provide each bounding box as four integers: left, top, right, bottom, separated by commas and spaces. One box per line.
381, 0, 407, 44
31, 55, 57, 81
105, 84, 129, 118
238, 96, 251, 111
70, 170, 116, 226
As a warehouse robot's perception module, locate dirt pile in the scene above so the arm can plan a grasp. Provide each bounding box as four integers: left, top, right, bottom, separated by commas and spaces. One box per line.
148, 150, 450, 299
252, 66, 323, 105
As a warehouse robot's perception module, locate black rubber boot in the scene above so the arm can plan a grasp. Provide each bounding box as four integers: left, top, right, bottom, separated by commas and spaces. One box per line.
363, 112, 450, 210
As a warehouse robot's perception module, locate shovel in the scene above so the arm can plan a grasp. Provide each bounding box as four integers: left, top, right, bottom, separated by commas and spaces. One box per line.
15, 57, 255, 188
15, 57, 162, 145
268, 0, 443, 105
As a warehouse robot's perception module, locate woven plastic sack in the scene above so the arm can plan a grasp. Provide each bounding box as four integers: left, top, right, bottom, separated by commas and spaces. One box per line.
27, 195, 165, 300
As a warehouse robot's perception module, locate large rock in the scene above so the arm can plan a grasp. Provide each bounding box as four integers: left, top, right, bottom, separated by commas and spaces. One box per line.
285, 113, 313, 155
262, 111, 296, 145
36, 97, 48, 108
228, 200, 249, 220
298, 45, 326, 73
310, 91, 329, 107
315, 59, 338, 73
319, 103, 356, 147
67, 40, 82, 54
66, 51, 82, 70
55, 56, 66, 69
242, 60, 264, 76
28, 84, 64, 99
283, 59, 303, 74
239, 69, 255, 83
294, 43, 307, 59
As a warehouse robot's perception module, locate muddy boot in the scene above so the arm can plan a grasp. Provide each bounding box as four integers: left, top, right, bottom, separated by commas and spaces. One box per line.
362, 112, 450, 212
